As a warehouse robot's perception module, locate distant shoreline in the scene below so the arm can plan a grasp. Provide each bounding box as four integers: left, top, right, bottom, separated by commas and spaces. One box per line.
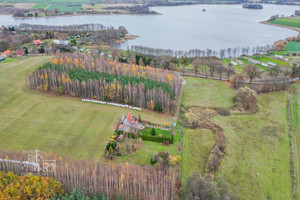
260, 20, 300, 33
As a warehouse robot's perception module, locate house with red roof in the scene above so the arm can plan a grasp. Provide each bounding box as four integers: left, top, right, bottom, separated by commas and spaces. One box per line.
117, 113, 143, 133
1, 50, 11, 57
32, 39, 43, 45
11, 51, 24, 57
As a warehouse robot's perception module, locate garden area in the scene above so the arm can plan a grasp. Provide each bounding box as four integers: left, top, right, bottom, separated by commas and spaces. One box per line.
103, 113, 180, 167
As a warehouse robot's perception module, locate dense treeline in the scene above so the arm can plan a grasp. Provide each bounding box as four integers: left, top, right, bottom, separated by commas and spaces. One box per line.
27, 54, 182, 114
6, 23, 128, 44
0, 151, 180, 200
0, 171, 63, 199
13, 23, 127, 34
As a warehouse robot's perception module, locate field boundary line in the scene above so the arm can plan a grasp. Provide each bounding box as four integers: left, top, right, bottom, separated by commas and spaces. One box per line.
287, 89, 297, 200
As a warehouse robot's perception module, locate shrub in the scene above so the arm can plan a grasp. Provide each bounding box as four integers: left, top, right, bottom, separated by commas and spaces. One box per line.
0, 172, 63, 200
58, 85, 64, 95
185, 173, 235, 200
217, 108, 230, 116
52, 188, 110, 200
235, 86, 257, 113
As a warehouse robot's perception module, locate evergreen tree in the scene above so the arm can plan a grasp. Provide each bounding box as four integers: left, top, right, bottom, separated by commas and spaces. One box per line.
39, 45, 45, 53
151, 127, 156, 136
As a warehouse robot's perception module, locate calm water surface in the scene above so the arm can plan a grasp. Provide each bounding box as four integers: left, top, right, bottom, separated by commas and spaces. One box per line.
0, 4, 298, 51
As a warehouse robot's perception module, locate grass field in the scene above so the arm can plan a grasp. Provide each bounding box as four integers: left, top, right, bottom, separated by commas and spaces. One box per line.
181, 77, 235, 108
32, 3, 48, 9
270, 17, 300, 29
180, 77, 234, 186
289, 84, 300, 199
181, 128, 215, 185
238, 57, 268, 71
214, 91, 292, 199
285, 42, 300, 52
0, 56, 173, 161
47, 3, 83, 12
0, 57, 21, 64
252, 56, 288, 65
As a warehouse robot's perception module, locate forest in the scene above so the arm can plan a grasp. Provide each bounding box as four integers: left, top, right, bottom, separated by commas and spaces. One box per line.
27, 53, 182, 114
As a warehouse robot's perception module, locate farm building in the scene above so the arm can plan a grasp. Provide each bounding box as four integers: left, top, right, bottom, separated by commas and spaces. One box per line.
248, 59, 260, 65
267, 61, 276, 66
1, 50, 10, 57
289, 52, 300, 56
12, 51, 24, 57
53, 40, 70, 46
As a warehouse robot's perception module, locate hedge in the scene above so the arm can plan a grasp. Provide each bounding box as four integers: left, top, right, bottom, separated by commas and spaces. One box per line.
115, 130, 174, 144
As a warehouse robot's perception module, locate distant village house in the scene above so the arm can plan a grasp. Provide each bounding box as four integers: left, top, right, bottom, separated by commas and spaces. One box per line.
33, 39, 43, 45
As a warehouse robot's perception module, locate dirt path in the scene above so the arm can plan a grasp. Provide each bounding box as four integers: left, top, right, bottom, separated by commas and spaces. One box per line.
45, 3, 51, 10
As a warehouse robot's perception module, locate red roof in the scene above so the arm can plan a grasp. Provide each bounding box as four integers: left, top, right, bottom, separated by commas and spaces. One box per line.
33, 39, 42, 45
119, 124, 124, 129
12, 51, 24, 56
126, 113, 137, 124
2, 50, 10, 55
119, 134, 123, 139
126, 113, 132, 120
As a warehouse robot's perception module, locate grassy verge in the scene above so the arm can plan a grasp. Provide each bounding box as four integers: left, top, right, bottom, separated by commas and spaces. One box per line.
0, 56, 173, 161
290, 84, 300, 199
214, 91, 292, 199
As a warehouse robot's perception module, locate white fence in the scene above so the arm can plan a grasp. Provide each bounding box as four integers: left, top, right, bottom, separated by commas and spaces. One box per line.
82, 99, 142, 111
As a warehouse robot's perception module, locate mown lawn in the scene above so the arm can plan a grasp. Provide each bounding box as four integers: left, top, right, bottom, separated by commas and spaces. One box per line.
181, 128, 215, 186
285, 42, 300, 52
0, 56, 173, 161
182, 77, 235, 108
214, 91, 292, 200
270, 17, 300, 29
140, 127, 172, 140
114, 132, 180, 166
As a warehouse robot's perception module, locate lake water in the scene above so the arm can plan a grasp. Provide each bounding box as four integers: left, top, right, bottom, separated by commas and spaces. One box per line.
0, 4, 298, 51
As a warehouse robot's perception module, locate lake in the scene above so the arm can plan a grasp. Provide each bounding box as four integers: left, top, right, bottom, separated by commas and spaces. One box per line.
0, 4, 298, 51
